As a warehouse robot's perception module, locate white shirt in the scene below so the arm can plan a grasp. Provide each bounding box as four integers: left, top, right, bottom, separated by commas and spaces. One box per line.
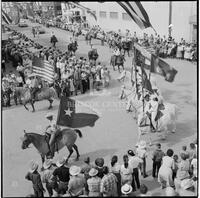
120, 164, 133, 175
191, 158, 197, 177
136, 148, 147, 159
161, 156, 175, 169
128, 156, 143, 169
149, 100, 159, 113
26, 79, 31, 87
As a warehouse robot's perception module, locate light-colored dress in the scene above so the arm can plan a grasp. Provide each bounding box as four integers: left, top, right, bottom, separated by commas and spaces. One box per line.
120, 164, 133, 185
158, 156, 174, 187
176, 45, 183, 58
184, 46, 191, 59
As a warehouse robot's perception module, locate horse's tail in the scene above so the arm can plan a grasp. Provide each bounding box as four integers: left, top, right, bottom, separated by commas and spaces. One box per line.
74, 129, 82, 138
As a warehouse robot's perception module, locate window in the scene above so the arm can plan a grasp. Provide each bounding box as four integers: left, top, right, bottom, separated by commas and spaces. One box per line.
110, 12, 118, 19
99, 11, 106, 18
122, 13, 131, 21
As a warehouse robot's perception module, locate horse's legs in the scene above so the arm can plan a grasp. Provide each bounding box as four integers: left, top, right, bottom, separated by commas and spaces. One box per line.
65, 146, 73, 163
24, 103, 29, 111
40, 155, 45, 171
48, 99, 53, 109
172, 121, 176, 133
31, 102, 35, 112
73, 144, 80, 160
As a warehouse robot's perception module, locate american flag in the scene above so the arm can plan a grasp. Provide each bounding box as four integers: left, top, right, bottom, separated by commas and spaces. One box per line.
117, 1, 153, 30
2, 9, 12, 24
32, 60, 55, 84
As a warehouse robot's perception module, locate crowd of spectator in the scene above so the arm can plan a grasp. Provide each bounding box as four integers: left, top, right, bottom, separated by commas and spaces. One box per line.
1, 29, 111, 107
25, 140, 197, 197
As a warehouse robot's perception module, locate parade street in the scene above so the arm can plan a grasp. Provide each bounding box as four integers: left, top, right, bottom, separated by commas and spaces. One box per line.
2, 20, 197, 197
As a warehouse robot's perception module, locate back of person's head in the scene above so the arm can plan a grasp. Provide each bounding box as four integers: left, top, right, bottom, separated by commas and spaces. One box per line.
127, 150, 135, 156
180, 153, 187, 160
173, 154, 178, 161
140, 184, 148, 194
111, 155, 118, 167
84, 157, 90, 164
166, 149, 174, 157
182, 146, 187, 151
123, 155, 129, 168
102, 166, 109, 175
190, 143, 195, 149
156, 143, 161, 149
95, 158, 104, 167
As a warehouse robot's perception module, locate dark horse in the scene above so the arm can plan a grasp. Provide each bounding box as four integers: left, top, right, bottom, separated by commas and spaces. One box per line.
21, 129, 82, 166
13, 86, 58, 112
110, 54, 125, 72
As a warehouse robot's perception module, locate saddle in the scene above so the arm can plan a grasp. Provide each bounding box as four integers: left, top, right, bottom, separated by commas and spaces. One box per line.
45, 130, 63, 153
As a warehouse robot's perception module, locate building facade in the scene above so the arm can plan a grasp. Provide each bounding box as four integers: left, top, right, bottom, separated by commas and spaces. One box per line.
80, 1, 197, 42
41, 2, 62, 17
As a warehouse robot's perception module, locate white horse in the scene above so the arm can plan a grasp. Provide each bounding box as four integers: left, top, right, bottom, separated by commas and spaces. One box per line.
137, 102, 178, 144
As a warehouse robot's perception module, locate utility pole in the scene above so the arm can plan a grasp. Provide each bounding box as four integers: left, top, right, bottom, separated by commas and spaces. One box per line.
168, 1, 172, 38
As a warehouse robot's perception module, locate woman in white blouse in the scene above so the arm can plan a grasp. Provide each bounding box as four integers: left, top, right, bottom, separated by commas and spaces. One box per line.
158, 149, 175, 188
120, 155, 133, 186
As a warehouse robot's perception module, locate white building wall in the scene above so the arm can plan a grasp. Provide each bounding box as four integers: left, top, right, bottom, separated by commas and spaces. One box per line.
80, 1, 197, 42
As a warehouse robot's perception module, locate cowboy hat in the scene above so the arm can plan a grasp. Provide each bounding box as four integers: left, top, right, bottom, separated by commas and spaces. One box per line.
56, 158, 66, 167
181, 179, 194, 190
45, 113, 54, 119
89, 168, 98, 177
29, 161, 39, 173
121, 184, 133, 195
69, 165, 81, 176
43, 159, 53, 169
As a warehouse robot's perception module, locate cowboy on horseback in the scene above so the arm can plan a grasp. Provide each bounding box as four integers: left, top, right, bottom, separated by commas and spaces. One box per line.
144, 94, 159, 132
45, 113, 60, 157
28, 74, 40, 103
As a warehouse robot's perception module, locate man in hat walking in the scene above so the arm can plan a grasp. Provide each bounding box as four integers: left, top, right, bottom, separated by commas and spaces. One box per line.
25, 161, 45, 197
45, 113, 60, 157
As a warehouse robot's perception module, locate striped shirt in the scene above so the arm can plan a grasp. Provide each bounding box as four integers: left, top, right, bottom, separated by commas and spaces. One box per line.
87, 177, 101, 193
100, 173, 117, 194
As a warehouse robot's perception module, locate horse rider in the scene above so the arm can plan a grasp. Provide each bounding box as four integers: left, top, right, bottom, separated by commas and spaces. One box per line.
28, 74, 40, 103
45, 113, 60, 157
146, 95, 159, 132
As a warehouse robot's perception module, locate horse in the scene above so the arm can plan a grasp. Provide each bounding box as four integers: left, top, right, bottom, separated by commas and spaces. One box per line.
13, 86, 58, 112
110, 54, 125, 72
21, 129, 82, 166
137, 102, 178, 143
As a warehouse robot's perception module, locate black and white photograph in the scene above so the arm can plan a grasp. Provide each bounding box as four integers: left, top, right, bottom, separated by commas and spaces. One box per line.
1, 1, 198, 197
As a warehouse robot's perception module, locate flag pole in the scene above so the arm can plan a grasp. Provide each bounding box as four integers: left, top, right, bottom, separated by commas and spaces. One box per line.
133, 46, 138, 97
141, 59, 145, 113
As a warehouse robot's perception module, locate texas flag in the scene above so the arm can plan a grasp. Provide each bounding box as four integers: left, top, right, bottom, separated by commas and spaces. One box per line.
57, 96, 99, 128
